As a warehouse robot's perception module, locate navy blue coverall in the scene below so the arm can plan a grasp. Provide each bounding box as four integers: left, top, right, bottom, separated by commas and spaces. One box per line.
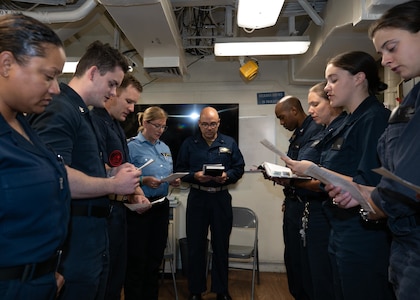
176, 133, 244, 295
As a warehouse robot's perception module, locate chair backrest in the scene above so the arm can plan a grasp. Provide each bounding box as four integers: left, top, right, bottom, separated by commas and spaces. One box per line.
232, 207, 258, 230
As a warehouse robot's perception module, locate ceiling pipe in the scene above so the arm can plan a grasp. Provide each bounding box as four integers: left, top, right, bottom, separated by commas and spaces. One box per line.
0, 0, 97, 24
297, 0, 324, 26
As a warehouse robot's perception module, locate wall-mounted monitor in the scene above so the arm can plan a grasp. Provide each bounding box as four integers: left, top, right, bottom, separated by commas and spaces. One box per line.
121, 103, 239, 166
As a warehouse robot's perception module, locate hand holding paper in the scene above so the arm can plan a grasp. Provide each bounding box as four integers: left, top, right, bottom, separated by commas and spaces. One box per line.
304, 164, 375, 212
124, 197, 165, 211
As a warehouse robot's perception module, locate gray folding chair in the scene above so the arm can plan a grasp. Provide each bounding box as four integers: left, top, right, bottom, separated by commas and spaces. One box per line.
161, 237, 179, 300
207, 206, 260, 300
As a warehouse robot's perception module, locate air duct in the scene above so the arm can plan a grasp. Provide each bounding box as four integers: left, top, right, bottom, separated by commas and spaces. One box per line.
289, 0, 407, 84
0, 0, 97, 23
102, 0, 187, 79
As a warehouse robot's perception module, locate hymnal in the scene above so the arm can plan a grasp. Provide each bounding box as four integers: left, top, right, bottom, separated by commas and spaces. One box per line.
203, 164, 225, 176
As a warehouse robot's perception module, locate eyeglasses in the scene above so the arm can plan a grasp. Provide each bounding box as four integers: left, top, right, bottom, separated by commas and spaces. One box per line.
147, 121, 168, 132
199, 122, 219, 129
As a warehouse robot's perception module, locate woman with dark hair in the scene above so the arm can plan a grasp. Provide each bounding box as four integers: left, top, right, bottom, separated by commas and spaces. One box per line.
286, 51, 395, 300
0, 14, 70, 299
329, 1, 420, 298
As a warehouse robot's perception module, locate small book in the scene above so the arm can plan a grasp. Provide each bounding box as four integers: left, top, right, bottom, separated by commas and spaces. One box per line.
203, 164, 225, 176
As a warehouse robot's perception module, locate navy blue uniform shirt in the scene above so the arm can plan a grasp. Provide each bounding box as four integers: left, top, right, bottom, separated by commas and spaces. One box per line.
0, 113, 70, 266
320, 96, 390, 186
372, 82, 420, 234
90, 107, 130, 167
175, 133, 245, 186
28, 83, 108, 206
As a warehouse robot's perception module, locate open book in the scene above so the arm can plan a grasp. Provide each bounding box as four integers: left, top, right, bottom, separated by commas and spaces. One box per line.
260, 138, 374, 212
260, 162, 310, 179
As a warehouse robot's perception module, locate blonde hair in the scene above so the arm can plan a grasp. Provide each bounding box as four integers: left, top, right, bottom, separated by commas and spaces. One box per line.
137, 106, 168, 133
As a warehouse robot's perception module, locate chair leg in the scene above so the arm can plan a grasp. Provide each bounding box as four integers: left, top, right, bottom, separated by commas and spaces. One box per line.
161, 259, 166, 285
256, 246, 260, 285
168, 258, 179, 300
251, 255, 258, 300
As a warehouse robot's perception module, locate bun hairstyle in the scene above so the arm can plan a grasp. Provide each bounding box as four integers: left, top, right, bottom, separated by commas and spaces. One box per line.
327, 51, 387, 96
137, 106, 168, 133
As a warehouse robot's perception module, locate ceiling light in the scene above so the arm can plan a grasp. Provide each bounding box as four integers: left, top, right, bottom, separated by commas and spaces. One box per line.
237, 0, 285, 30
214, 36, 311, 56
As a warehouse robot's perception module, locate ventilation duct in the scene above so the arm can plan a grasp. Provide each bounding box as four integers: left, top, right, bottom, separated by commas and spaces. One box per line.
143, 51, 183, 78
289, 0, 408, 84
102, 0, 187, 79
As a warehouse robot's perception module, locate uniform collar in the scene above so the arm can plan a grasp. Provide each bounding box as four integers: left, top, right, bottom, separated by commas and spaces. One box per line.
135, 131, 161, 145
59, 82, 89, 115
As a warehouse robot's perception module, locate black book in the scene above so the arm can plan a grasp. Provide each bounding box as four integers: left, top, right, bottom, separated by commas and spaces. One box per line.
203, 164, 225, 176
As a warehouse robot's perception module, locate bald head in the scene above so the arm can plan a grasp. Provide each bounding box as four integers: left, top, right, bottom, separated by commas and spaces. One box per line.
199, 106, 220, 143
276, 96, 305, 113
200, 106, 219, 120
275, 95, 307, 131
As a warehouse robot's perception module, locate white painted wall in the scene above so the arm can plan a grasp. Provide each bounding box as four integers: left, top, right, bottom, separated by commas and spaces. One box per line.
139, 57, 314, 271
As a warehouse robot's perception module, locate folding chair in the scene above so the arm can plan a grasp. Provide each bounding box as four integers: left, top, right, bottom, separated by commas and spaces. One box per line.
161, 238, 179, 300
207, 206, 260, 300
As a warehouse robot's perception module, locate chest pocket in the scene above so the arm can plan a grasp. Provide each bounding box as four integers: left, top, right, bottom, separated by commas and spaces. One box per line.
330, 137, 344, 151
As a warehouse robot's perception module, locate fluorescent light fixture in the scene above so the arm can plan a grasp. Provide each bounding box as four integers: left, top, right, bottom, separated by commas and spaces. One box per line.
214, 36, 311, 56
237, 0, 285, 30
62, 61, 78, 74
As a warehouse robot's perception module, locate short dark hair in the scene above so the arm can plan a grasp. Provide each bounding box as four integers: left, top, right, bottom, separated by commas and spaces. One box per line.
118, 73, 143, 94
74, 40, 129, 77
0, 13, 63, 66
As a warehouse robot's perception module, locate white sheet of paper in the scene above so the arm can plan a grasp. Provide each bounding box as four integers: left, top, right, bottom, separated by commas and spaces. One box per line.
124, 196, 165, 211
260, 139, 290, 160
161, 172, 189, 182
373, 167, 420, 194
304, 164, 375, 212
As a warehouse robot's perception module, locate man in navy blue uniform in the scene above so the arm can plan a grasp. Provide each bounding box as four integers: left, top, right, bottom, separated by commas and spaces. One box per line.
28, 41, 144, 300
176, 106, 245, 300
90, 73, 146, 300
273, 96, 323, 300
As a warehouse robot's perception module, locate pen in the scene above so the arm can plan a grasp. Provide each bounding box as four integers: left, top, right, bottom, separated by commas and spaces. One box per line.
137, 159, 154, 170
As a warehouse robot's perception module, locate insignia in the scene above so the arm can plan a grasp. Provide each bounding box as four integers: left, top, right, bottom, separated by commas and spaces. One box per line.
219, 147, 231, 154
109, 150, 123, 167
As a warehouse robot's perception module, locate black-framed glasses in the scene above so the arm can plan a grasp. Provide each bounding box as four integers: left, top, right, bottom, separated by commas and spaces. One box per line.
199, 122, 219, 128
147, 120, 168, 132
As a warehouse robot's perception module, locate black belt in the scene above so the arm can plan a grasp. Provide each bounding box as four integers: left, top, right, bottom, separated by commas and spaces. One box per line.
0, 250, 61, 281
71, 204, 112, 218
191, 184, 228, 193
